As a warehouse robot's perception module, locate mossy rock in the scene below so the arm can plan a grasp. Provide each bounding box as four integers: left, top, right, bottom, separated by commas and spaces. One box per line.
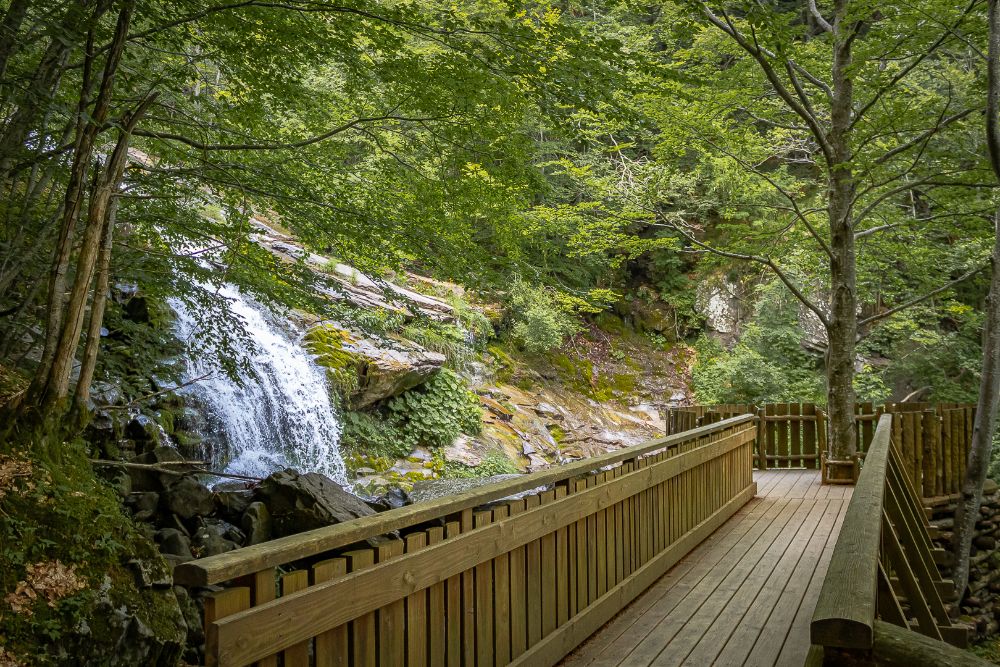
305, 324, 445, 408
0, 442, 186, 666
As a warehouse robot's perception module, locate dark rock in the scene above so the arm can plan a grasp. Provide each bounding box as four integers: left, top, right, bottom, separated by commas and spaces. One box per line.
241, 502, 272, 545
368, 487, 409, 511
975, 536, 997, 550
71, 575, 186, 667
125, 295, 153, 323
127, 492, 161, 514
254, 469, 375, 537
156, 528, 193, 560
126, 414, 162, 443
191, 519, 242, 557
129, 447, 185, 491
163, 476, 214, 519
215, 489, 253, 520
174, 585, 203, 663
109, 471, 132, 498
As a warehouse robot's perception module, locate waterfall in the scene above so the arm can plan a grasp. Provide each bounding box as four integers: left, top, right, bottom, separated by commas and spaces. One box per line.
170, 285, 346, 484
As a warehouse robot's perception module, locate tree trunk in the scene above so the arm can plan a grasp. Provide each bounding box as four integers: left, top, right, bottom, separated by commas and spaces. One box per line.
28, 1, 129, 404
952, 209, 1000, 597
952, 0, 1000, 598
824, 0, 859, 461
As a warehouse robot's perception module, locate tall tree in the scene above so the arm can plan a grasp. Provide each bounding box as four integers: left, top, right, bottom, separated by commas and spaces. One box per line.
643, 0, 989, 469
953, 0, 1000, 599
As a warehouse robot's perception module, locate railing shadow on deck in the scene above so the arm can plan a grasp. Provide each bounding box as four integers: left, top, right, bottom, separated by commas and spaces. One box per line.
177, 415, 758, 666
807, 413, 985, 666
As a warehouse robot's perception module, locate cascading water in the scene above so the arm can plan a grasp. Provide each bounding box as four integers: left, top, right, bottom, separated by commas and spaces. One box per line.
170, 285, 346, 484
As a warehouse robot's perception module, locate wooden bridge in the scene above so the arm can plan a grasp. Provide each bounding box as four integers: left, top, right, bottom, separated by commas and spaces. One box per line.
176, 403, 984, 666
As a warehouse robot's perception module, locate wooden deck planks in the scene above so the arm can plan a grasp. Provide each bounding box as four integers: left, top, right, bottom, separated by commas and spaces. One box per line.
559, 470, 851, 667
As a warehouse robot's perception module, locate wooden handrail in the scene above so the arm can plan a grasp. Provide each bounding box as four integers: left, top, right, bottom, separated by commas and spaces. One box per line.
811, 413, 892, 649
209, 428, 756, 665
175, 414, 755, 587
809, 413, 970, 661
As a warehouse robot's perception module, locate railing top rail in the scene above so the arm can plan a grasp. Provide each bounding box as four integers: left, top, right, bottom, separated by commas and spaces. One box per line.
175, 414, 756, 587
810, 413, 893, 650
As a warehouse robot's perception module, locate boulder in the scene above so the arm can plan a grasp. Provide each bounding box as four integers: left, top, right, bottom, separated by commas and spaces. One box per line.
126, 492, 160, 521
129, 447, 185, 492
305, 325, 445, 408
163, 476, 214, 520
155, 529, 193, 561
253, 469, 376, 537
191, 519, 243, 557
126, 414, 162, 444
241, 502, 272, 545
215, 489, 253, 521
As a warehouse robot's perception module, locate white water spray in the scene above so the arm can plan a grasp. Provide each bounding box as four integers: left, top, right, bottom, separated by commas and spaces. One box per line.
170, 285, 346, 484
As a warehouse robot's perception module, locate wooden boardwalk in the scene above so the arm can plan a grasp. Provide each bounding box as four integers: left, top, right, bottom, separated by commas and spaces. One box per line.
560, 470, 852, 667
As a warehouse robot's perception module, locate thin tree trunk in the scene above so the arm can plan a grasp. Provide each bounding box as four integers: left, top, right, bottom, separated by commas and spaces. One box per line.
72, 189, 117, 412
824, 0, 859, 461
952, 0, 1000, 598
39, 88, 154, 413
29, 1, 127, 402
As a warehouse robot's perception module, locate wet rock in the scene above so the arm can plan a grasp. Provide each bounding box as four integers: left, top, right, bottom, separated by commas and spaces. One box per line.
367, 487, 409, 511
215, 489, 253, 521
163, 476, 214, 520
254, 469, 376, 537
241, 502, 272, 545
126, 414, 161, 443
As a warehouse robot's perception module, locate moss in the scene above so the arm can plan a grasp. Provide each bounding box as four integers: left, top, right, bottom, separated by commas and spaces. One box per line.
0, 440, 184, 664
547, 425, 566, 444
304, 325, 363, 397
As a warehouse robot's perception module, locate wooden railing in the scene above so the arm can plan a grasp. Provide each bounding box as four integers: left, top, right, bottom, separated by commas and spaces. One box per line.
666, 402, 974, 495
808, 414, 969, 663
177, 416, 758, 666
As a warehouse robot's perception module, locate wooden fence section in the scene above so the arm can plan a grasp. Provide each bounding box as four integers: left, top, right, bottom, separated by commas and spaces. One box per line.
176, 416, 758, 667
809, 414, 969, 663
666, 403, 975, 496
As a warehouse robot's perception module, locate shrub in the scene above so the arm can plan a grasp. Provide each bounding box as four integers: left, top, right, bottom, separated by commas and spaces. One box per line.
339, 410, 415, 459
506, 279, 578, 354
387, 369, 483, 448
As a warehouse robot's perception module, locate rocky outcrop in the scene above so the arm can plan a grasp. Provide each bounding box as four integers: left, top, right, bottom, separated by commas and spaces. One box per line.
306, 324, 445, 408
250, 217, 456, 322
253, 469, 376, 536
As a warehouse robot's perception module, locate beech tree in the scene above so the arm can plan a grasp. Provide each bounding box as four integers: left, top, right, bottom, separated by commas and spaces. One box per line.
644, 0, 991, 469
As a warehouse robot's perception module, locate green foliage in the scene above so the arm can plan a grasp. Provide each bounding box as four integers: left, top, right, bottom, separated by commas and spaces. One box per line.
401, 320, 474, 368
692, 284, 824, 404
340, 368, 484, 459
505, 279, 579, 353
387, 369, 483, 448
340, 410, 414, 460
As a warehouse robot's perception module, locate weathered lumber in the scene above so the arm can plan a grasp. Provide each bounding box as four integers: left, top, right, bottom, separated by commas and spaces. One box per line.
810, 414, 892, 649
175, 415, 755, 587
